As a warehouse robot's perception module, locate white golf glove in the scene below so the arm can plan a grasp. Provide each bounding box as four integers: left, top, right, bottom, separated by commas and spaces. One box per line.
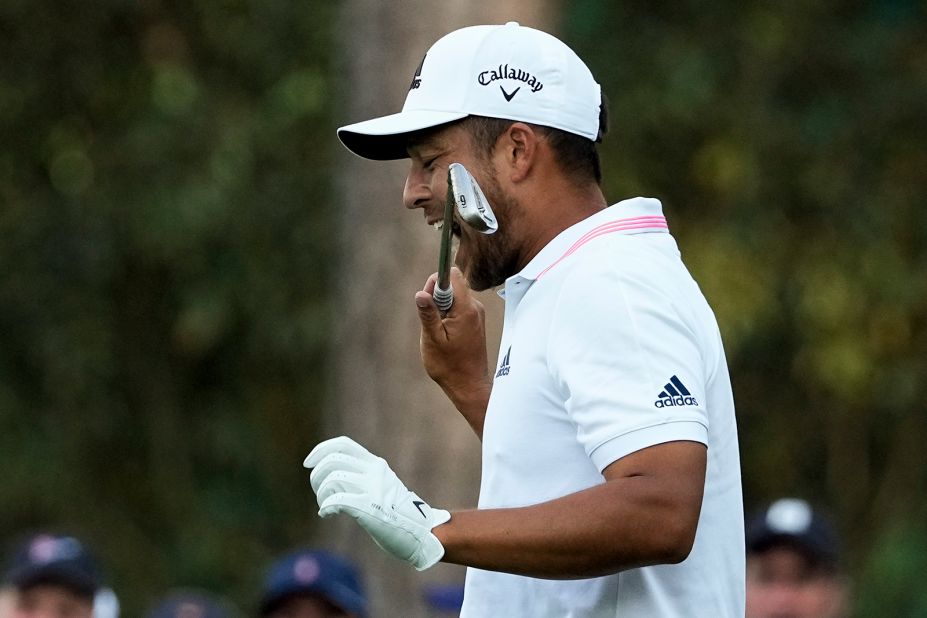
304, 436, 451, 571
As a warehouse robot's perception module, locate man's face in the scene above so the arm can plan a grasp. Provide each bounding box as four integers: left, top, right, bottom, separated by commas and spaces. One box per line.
746, 546, 847, 618
404, 122, 523, 291
266, 593, 353, 618
12, 585, 93, 618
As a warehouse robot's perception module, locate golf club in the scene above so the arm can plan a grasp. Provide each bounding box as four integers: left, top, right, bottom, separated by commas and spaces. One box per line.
433, 162, 498, 313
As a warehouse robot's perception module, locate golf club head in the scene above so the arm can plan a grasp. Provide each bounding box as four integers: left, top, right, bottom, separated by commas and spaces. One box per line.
448, 162, 498, 234
433, 163, 498, 314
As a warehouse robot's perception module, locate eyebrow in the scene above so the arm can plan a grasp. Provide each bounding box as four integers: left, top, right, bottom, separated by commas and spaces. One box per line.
407, 139, 437, 159
406, 126, 451, 157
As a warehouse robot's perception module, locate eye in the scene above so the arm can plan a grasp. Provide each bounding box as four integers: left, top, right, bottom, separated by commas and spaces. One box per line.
423, 156, 438, 170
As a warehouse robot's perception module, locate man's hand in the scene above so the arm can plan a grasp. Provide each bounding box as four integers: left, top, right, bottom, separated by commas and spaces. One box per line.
415, 267, 492, 437
304, 436, 451, 571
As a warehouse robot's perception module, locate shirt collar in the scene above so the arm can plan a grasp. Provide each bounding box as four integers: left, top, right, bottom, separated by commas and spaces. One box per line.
512, 197, 669, 285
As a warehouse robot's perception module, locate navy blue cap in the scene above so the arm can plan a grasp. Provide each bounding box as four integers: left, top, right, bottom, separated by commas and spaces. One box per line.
259, 549, 366, 617
145, 589, 236, 618
746, 498, 840, 567
3, 533, 101, 599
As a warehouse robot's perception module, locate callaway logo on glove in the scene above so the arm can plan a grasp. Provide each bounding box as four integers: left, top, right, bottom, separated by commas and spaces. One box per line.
304, 436, 451, 571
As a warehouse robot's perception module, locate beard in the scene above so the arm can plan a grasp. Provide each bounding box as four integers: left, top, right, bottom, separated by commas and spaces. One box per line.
455, 169, 523, 292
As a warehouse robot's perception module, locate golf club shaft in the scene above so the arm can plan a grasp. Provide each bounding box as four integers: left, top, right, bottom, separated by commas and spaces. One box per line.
433, 173, 455, 313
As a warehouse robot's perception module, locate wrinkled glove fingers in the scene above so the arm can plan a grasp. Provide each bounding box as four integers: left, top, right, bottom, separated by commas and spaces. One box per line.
304, 436, 373, 469
317, 490, 372, 519
309, 453, 368, 494
315, 470, 368, 507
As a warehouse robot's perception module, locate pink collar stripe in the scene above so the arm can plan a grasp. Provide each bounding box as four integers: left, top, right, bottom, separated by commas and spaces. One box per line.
536, 215, 667, 280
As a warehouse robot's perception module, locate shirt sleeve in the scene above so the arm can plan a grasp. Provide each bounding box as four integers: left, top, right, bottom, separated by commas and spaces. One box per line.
546, 242, 709, 472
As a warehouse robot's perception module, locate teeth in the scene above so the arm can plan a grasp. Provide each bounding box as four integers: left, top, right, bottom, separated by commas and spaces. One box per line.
433, 221, 444, 231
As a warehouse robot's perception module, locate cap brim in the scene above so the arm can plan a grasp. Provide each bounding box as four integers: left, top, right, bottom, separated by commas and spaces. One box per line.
259, 584, 367, 618
747, 532, 837, 565
8, 565, 99, 599
337, 110, 468, 161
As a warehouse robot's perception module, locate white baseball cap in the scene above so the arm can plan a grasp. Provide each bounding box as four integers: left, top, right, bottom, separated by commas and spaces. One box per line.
338, 22, 603, 160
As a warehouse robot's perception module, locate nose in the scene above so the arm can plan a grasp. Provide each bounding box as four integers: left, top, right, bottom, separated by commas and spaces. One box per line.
403, 165, 431, 211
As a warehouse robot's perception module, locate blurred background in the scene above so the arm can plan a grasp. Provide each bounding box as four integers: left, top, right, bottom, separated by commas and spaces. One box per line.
1, 0, 925, 616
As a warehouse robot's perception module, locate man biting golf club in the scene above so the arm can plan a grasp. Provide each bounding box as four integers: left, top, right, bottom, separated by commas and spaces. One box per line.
305, 22, 745, 617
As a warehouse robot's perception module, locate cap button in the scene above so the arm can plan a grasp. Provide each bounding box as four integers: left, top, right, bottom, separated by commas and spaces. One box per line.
505, 21, 520, 27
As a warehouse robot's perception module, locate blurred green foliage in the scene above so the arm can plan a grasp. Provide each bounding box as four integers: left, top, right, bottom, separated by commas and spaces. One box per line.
0, 0, 336, 613
1, 0, 925, 616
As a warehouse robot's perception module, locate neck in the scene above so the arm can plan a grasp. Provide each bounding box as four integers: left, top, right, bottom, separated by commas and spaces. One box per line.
514, 178, 608, 270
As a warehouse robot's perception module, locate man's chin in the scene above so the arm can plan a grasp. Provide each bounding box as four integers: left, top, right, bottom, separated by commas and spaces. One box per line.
461, 266, 501, 292
455, 238, 508, 291
454, 262, 485, 292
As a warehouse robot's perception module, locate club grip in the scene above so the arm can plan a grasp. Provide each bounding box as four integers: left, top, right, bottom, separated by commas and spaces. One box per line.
433, 282, 454, 313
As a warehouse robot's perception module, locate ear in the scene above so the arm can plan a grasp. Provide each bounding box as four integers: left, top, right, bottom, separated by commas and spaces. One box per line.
497, 122, 540, 183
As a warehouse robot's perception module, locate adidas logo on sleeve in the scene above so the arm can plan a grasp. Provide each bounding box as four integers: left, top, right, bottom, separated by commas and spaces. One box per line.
654, 375, 699, 408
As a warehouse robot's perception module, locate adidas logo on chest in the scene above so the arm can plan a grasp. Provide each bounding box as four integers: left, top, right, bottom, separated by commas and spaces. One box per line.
495, 346, 512, 378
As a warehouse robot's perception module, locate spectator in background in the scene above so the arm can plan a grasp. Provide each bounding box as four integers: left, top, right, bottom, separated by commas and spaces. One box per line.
258, 549, 366, 618
145, 588, 237, 618
746, 498, 849, 618
2, 533, 102, 618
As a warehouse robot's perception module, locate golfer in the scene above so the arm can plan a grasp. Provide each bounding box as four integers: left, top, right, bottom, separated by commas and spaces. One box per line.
307, 22, 745, 617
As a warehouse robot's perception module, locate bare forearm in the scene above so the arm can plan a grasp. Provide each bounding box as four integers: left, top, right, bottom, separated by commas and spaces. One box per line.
436, 495, 689, 579
434, 478, 699, 578
441, 379, 491, 439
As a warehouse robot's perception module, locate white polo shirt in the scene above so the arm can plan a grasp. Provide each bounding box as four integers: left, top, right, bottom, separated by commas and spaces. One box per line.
460, 198, 745, 617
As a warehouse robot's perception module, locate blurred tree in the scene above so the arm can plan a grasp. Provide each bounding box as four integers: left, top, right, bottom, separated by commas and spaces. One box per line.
326, 2, 556, 616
